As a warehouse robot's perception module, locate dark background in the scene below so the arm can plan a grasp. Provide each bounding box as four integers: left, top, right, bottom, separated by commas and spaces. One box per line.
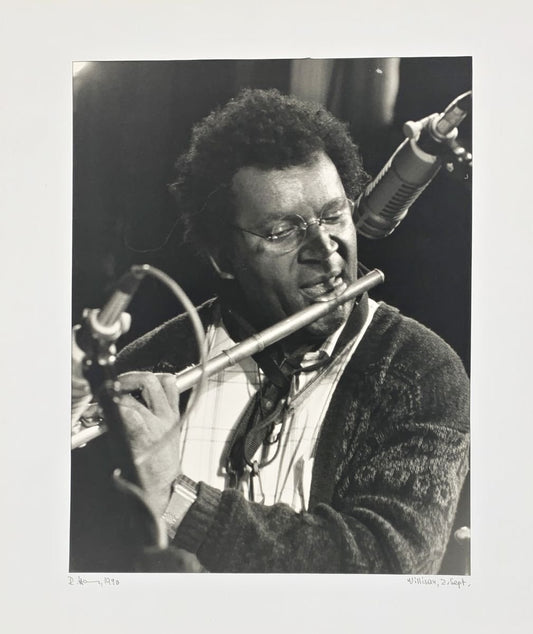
71, 57, 471, 573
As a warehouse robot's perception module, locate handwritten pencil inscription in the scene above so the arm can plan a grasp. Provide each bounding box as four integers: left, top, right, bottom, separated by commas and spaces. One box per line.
406, 576, 470, 588
68, 575, 120, 587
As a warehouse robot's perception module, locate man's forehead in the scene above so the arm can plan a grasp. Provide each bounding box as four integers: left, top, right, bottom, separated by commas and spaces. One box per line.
230, 152, 343, 219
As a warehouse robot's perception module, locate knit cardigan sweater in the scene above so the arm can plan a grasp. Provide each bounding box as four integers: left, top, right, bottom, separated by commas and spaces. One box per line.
116, 299, 470, 574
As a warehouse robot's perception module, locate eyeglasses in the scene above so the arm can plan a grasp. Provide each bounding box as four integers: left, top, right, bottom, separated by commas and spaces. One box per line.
230, 198, 355, 255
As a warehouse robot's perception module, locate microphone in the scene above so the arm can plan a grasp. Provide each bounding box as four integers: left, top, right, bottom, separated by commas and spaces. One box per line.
76, 265, 147, 351
354, 91, 472, 239
83, 265, 147, 341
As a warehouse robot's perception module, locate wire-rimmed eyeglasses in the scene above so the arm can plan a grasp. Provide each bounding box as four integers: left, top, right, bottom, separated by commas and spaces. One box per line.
230, 198, 355, 255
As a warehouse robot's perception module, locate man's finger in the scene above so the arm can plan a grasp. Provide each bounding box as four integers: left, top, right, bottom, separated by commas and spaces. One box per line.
117, 400, 153, 446
119, 371, 171, 417
155, 373, 181, 414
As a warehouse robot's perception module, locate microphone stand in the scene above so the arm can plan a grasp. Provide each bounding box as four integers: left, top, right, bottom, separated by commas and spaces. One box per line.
76, 281, 204, 571
76, 292, 142, 485
78, 309, 168, 551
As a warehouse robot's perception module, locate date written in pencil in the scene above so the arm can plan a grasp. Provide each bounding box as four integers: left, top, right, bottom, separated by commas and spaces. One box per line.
68, 575, 120, 587
406, 576, 470, 588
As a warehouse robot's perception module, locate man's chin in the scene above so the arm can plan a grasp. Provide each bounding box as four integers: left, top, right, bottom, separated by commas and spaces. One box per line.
303, 306, 348, 340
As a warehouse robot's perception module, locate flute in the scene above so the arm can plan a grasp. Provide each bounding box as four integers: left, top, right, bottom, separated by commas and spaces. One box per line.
71, 268, 384, 450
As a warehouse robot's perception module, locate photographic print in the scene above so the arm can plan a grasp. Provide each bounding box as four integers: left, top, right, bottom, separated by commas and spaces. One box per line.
70, 57, 472, 575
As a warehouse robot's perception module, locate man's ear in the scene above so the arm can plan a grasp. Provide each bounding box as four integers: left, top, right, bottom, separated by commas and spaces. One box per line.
207, 253, 235, 280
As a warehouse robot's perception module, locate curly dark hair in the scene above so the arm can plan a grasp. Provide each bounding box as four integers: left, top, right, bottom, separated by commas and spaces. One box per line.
169, 88, 370, 254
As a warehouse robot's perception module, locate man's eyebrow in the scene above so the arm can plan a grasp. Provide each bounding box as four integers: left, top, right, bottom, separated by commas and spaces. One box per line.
251, 196, 347, 230
319, 196, 347, 213
283, 196, 346, 220
252, 211, 293, 230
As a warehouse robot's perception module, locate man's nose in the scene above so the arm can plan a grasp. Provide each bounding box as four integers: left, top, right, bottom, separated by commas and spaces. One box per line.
300, 222, 338, 260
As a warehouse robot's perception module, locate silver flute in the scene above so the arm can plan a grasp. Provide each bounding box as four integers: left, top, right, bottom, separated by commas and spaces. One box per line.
71, 268, 384, 450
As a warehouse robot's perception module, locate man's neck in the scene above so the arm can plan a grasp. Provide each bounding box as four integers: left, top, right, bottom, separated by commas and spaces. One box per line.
278, 330, 328, 358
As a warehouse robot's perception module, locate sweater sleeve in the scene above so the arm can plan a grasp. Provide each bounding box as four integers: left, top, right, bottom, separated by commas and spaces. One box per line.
171, 316, 470, 574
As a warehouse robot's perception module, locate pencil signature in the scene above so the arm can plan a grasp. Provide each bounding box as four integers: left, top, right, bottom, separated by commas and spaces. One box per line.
68, 575, 120, 587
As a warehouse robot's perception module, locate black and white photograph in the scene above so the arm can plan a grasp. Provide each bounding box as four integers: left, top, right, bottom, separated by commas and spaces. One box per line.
70, 57, 472, 575
3, 1, 533, 631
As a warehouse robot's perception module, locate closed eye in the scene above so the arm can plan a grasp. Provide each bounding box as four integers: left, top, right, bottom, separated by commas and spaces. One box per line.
266, 215, 303, 241
320, 211, 344, 223
320, 199, 353, 224
268, 224, 300, 241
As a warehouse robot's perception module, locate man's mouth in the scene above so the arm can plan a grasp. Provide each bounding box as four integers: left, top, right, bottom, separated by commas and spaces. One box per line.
300, 273, 348, 302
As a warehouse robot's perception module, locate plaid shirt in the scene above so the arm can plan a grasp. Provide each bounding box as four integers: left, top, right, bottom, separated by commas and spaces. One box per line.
178, 299, 378, 511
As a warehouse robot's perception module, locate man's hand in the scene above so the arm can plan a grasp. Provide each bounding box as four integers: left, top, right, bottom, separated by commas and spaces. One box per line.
117, 371, 182, 516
